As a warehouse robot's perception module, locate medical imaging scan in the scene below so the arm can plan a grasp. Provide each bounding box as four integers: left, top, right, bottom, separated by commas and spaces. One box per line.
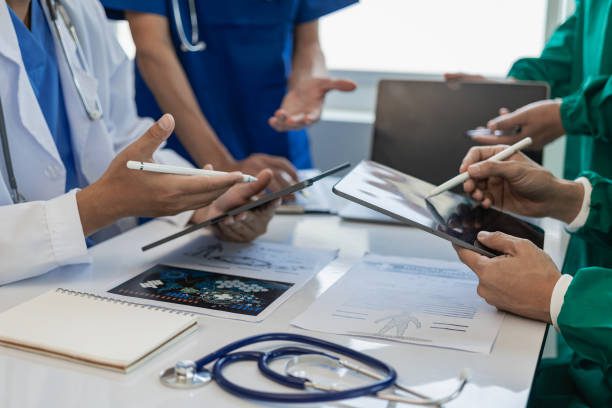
109, 265, 293, 316
334, 161, 544, 256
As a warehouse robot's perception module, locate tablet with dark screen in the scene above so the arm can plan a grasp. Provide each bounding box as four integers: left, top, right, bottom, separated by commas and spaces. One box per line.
333, 160, 544, 257
143, 163, 351, 251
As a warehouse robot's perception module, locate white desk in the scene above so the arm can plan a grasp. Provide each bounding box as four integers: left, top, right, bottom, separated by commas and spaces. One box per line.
0, 214, 567, 408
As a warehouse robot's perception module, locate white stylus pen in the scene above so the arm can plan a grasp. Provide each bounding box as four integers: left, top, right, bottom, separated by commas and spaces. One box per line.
126, 161, 258, 183
426, 137, 533, 199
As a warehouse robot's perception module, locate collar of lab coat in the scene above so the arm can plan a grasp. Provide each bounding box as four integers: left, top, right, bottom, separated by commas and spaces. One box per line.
0, 1, 62, 164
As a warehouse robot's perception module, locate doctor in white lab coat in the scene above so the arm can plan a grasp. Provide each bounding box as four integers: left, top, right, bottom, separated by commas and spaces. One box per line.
0, 0, 278, 284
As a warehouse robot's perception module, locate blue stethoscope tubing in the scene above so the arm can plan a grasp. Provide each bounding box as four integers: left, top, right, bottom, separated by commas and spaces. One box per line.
197, 332, 398, 403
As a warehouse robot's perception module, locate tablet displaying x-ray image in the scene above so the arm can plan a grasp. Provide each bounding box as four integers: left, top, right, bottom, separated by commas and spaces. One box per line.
333, 160, 544, 257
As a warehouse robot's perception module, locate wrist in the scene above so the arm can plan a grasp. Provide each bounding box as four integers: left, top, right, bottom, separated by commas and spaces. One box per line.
552, 179, 584, 224
76, 181, 124, 236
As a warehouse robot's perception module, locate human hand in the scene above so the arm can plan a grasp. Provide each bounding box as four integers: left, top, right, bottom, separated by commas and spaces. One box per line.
268, 77, 356, 132
471, 100, 565, 149
460, 145, 584, 223
77, 114, 244, 236
454, 231, 561, 322
233, 153, 299, 193
444, 72, 487, 82
192, 169, 279, 242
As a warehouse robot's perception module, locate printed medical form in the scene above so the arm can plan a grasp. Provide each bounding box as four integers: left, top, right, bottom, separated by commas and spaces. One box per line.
293, 254, 505, 353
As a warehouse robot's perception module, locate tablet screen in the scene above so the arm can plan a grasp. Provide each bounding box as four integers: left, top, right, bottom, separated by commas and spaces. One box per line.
333, 160, 543, 257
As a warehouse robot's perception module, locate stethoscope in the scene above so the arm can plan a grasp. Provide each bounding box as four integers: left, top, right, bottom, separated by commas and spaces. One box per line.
45, 0, 103, 121
171, 0, 206, 52
160, 332, 470, 405
0, 0, 102, 203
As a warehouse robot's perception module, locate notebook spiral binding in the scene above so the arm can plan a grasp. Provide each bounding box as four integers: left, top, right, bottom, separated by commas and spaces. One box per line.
55, 288, 196, 317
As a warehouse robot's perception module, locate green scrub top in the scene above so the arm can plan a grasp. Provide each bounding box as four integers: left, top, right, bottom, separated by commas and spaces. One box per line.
529, 172, 612, 408
508, 0, 612, 273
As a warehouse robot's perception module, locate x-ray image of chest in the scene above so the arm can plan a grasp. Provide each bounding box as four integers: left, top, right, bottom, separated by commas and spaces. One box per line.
108, 265, 293, 316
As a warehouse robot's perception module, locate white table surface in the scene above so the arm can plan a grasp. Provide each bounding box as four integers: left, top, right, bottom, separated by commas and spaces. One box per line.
0, 213, 568, 408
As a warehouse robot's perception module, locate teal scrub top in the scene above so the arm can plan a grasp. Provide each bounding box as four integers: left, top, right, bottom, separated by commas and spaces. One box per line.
9, 0, 79, 192
102, 0, 357, 169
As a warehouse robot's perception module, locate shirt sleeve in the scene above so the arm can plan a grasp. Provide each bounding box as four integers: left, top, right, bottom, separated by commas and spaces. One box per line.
557, 267, 612, 378
295, 0, 358, 24
100, 0, 168, 20
550, 274, 573, 330
507, 0, 581, 99
0, 191, 90, 285
560, 75, 612, 142
566, 177, 592, 232
570, 171, 612, 249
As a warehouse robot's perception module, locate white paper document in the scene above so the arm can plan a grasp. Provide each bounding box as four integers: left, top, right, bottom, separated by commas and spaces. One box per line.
292, 254, 505, 353
102, 238, 338, 322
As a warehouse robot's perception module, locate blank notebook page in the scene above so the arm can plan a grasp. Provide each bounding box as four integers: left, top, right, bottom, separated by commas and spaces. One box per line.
0, 289, 198, 372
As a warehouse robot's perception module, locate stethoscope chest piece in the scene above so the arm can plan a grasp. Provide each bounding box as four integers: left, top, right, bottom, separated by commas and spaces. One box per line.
160, 360, 212, 389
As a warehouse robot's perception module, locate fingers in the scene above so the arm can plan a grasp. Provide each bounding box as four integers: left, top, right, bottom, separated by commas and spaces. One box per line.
444, 73, 486, 82
460, 145, 508, 172
453, 244, 489, 277
264, 156, 299, 182
179, 172, 244, 195
229, 169, 274, 202
214, 200, 279, 242
129, 114, 175, 158
467, 159, 525, 181
324, 78, 357, 92
476, 231, 524, 256
487, 109, 524, 132
269, 110, 315, 131
470, 134, 523, 145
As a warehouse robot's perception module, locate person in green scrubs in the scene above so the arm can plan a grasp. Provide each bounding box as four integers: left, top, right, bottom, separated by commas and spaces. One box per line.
446, 0, 612, 272
455, 145, 612, 407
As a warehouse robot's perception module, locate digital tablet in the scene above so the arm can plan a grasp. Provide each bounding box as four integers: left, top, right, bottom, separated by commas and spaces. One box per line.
143, 163, 351, 251
332, 160, 544, 257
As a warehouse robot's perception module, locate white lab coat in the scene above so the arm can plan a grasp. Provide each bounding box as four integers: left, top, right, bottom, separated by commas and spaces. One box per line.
0, 0, 192, 284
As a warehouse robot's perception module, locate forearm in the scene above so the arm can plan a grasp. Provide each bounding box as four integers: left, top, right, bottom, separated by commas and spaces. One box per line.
549, 178, 585, 224
289, 21, 327, 88
134, 48, 235, 168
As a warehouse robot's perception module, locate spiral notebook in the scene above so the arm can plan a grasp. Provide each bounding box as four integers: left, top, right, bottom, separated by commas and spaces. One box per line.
0, 289, 198, 372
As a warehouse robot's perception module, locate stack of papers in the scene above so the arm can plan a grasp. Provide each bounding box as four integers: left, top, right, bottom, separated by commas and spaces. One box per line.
292, 254, 505, 353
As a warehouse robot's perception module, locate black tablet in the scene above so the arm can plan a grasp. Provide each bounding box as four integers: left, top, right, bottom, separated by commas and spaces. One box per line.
143, 163, 351, 251
332, 160, 544, 257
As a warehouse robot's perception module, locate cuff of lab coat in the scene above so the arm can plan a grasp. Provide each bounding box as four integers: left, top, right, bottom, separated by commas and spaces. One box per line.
550, 274, 573, 330
45, 190, 90, 266
566, 177, 592, 232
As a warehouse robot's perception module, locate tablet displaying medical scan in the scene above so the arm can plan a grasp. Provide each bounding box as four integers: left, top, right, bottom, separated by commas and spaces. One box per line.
143, 162, 351, 251
333, 160, 544, 257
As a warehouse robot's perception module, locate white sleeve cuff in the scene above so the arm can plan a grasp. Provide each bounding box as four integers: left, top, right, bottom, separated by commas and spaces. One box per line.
550, 274, 573, 330
566, 177, 592, 232
45, 190, 90, 266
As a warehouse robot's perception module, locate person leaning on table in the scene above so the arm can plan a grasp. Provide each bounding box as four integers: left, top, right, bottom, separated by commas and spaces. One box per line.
0, 0, 278, 285
453, 145, 611, 407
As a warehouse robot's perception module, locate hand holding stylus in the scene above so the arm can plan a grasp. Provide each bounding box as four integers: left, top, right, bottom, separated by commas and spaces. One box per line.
459, 145, 584, 224
426, 137, 533, 199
